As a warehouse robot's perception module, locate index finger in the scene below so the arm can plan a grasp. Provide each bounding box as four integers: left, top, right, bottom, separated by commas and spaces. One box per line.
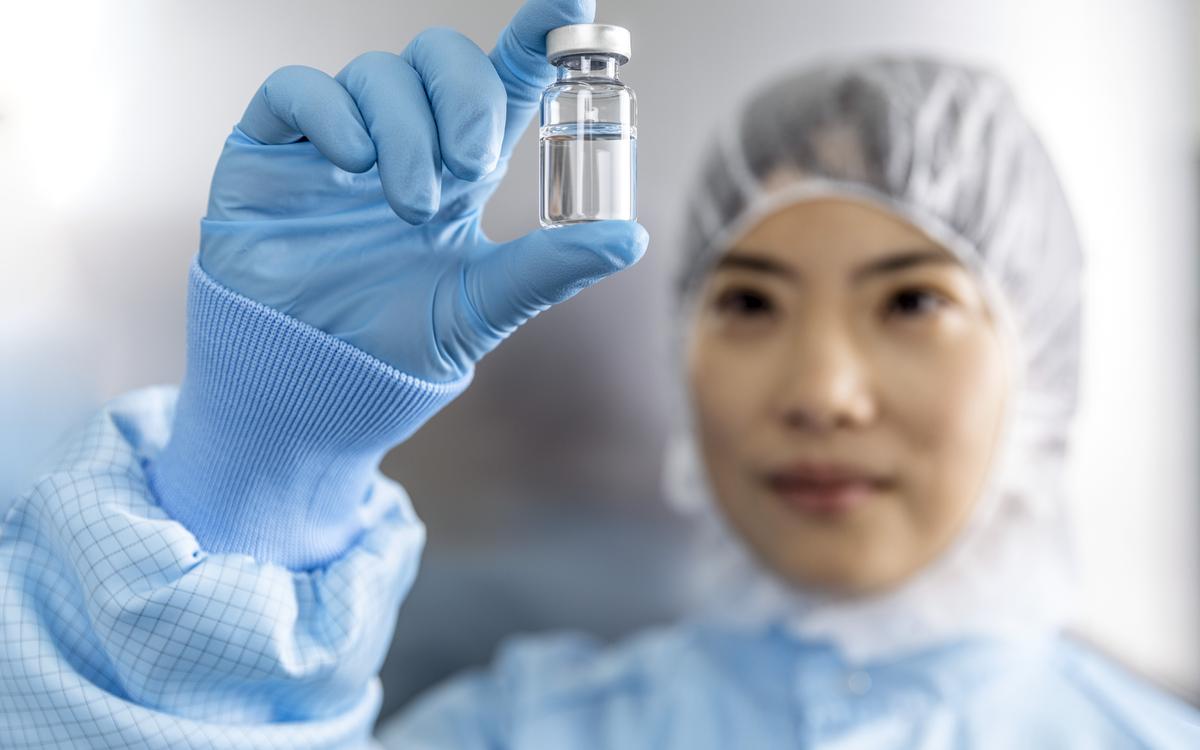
489, 0, 595, 159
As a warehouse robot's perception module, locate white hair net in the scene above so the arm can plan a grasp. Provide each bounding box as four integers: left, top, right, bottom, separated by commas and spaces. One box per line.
665, 55, 1084, 662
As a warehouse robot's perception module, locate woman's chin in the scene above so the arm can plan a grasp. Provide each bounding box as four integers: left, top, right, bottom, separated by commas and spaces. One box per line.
759, 537, 919, 599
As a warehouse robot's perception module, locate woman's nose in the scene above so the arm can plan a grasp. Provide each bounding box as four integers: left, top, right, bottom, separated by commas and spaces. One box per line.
774, 326, 876, 432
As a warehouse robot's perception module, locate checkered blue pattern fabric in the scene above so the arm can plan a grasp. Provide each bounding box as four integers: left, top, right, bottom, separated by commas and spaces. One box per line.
0, 386, 423, 748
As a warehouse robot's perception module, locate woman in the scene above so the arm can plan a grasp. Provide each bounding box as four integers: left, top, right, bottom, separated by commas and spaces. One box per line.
1, 1, 1196, 746
388, 59, 1197, 746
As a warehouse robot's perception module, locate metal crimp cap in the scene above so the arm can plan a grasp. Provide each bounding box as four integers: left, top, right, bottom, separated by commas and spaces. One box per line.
545, 24, 632, 66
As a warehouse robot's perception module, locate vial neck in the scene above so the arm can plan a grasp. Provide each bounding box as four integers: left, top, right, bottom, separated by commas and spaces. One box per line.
556, 54, 622, 82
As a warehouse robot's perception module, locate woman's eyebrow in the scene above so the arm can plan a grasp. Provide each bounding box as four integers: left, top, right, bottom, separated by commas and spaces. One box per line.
715, 248, 956, 281
714, 253, 797, 279
852, 249, 958, 281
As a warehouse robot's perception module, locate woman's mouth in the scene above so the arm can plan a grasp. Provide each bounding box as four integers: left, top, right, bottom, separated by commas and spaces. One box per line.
763, 464, 891, 517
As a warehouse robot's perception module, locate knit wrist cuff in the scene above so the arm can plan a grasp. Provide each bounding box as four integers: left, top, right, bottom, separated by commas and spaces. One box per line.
149, 259, 471, 570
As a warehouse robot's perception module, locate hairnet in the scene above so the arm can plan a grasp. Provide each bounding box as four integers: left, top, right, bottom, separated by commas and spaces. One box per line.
665, 55, 1084, 662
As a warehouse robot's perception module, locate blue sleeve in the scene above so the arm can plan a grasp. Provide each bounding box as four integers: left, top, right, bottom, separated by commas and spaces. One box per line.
0, 260, 471, 748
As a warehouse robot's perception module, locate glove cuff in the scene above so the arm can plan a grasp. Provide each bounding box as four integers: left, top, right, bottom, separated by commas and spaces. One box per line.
149, 259, 471, 570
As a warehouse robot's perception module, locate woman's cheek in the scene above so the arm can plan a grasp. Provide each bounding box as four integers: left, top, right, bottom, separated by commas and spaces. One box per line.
691, 335, 779, 474
873, 344, 944, 444
935, 331, 1007, 440
695, 345, 751, 435
888, 326, 1008, 529
878, 317, 999, 442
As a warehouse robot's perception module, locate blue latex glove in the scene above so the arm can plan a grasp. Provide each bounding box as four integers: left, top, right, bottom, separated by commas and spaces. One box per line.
153, 0, 648, 569
200, 0, 648, 383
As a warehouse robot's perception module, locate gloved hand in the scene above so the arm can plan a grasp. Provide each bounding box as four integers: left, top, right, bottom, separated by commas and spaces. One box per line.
199, 0, 647, 383
154, 0, 646, 569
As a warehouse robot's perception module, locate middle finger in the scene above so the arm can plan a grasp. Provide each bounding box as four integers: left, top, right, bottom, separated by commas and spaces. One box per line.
336, 51, 441, 224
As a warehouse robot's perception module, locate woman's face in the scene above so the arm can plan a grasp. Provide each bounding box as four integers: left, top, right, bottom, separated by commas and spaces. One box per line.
687, 198, 1009, 595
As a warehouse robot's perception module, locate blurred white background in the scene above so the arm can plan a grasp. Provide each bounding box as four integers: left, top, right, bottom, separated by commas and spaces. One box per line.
1, 0, 1196, 716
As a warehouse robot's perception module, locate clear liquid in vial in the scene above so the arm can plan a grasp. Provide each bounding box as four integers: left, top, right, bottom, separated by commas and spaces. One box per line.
539, 121, 637, 226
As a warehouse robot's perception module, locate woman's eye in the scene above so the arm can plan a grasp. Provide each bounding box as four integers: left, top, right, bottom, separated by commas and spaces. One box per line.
715, 288, 773, 316
887, 288, 946, 317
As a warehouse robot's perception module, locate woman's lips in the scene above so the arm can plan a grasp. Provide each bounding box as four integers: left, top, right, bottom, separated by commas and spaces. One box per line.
764, 465, 891, 517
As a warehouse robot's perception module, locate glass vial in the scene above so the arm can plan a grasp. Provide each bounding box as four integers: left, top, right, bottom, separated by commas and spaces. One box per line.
539, 24, 637, 227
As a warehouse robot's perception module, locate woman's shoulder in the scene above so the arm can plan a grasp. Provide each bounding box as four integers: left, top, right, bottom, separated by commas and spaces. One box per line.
485, 619, 717, 706
1043, 636, 1200, 747
381, 620, 749, 749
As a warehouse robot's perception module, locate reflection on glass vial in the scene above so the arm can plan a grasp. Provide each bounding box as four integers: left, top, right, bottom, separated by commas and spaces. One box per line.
539, 24, 637, 227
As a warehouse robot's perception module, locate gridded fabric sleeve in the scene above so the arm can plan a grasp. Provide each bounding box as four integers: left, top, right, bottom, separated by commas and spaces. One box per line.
0, 386, 423, 748
149, 260, 472, 570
